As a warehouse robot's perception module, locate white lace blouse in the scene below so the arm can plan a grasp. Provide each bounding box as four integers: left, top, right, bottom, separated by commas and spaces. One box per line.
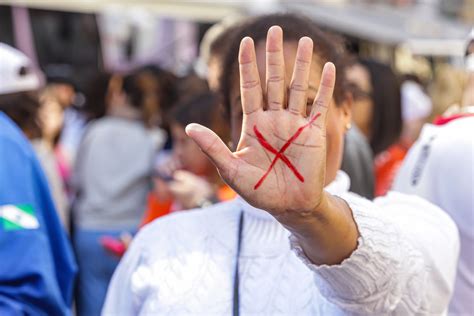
102, 172, 459, 315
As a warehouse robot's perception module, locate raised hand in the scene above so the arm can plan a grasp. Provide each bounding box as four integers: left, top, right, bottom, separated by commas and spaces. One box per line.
186, 26, 335, 219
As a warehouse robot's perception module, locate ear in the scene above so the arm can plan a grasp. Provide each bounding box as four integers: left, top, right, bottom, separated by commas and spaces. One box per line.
340, 92, 353, 130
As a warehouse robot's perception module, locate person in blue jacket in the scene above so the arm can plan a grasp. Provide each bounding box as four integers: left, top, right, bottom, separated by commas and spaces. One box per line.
0, 43, 77, 315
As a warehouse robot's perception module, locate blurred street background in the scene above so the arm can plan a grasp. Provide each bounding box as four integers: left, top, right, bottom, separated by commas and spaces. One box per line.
0, 0, 472, 116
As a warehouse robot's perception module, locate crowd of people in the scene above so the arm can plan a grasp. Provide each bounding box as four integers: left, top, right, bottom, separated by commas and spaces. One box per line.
0, 12, 473, 316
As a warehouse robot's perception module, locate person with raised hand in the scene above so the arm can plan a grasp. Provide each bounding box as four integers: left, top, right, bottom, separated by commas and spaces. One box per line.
187, 32, 357, 265
103, 14, 458, 315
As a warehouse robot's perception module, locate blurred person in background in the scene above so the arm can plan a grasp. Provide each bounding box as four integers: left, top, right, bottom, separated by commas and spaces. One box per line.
79, 72, 113, 123
0, 43, 76, 315
0, 51, 71, 232
313, 55, 374, 199
31, 87, 69, 230
132, 65, 178, 129
198, 16, 243, 92
139, 65, 179, 151
394, 31, 474, 315
103, 14, 458, 315
346, 59, 403, 196
149, 71, 207, 171
53, 73, 114, 202
106, 76, 214, 255
44, 65, 76, 110
71, 68, 166, 316
45, 66, 85, 174
394, 112, 473, 316
399, 74, 433, 147
339, 121, 374, 199
141, 91, 235, 226
462, 28, 474, 107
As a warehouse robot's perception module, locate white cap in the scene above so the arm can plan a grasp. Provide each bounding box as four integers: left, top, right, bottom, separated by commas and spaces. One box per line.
0, 43, 41, 95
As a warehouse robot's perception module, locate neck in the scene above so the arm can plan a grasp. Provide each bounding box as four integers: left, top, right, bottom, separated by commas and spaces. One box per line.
108, 103, 141, 121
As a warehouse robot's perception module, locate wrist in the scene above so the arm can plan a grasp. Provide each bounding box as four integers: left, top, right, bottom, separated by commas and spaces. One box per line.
275, 191, 331, 235
289, 193, 359, 265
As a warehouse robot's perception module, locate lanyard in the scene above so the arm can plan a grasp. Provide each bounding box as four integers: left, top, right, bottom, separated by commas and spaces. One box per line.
233, 211, 244, 316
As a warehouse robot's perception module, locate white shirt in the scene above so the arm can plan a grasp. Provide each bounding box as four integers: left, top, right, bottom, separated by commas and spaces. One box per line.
103, 171, 459, 315
393, 117, 474, 315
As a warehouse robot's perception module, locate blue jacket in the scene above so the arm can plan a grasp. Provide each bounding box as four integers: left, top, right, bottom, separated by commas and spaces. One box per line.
0, 112, 77, 315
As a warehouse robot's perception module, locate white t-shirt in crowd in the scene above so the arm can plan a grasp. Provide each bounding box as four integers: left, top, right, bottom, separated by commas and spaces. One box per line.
394, 117, 474, 316
103, 171, 459, 315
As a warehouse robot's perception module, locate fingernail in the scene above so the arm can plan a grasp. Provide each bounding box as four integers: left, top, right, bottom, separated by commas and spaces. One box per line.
185, 123, 203, 135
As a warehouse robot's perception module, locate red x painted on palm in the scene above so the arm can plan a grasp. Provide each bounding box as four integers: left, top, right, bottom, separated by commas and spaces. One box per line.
253, 113, 321, 189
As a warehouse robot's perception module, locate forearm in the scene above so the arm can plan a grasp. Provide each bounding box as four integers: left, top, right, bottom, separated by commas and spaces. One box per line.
288, 192, 458, 314
276, 191, 359, 265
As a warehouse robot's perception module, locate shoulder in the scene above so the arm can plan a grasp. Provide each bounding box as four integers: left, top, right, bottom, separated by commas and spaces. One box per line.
375, 192, 457, 225
425, 118, 474, 161
132, 199, 241, 255
373, 192, 459, 249
81, 117, 114, 136
90, 118, 154, 142
406, 118, 473, 163
340, 190, 458, 246
394, 119, 473, 198
80, 118, 134, 145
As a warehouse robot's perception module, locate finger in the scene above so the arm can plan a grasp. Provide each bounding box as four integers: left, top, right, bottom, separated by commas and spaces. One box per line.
265, 26, 285, 111
185, 123, 235, 174
239, 37, 263, 115
172, 170, 188, 182
167, 182, 186, 197
310, 62, 336, 126
288, 37, 313, 115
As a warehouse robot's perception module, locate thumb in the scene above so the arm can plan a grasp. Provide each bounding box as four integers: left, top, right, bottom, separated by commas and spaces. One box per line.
185, 123, 235, 174
172, 170, 192, 182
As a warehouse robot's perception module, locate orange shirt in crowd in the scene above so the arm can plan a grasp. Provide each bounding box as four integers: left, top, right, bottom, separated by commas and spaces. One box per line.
374, 144, 408, 197
140, 185, 236, 227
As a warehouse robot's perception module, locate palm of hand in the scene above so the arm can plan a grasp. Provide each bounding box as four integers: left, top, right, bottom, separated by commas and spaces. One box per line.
186, 26, 336, 216
229, 110, 325, 214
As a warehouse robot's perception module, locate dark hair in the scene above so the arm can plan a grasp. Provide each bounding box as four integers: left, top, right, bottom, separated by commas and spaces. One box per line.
140, 65, 179, 115
122, 69, 149, 110
175, 73, 209, 104
0, 91, 41, 139
81, 72, 112, 121
359, 59, 402, 155
168, 92, 229, 141
220, 13, 350, 119
122, 66, 178, 127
